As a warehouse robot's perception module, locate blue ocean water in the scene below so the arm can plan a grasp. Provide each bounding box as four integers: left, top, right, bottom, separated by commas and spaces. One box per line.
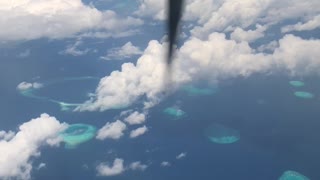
12, 76, 320, 180
1, 28, 319, 180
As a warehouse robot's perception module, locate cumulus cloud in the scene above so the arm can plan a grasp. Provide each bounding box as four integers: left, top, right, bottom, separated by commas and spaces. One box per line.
0, 131, 15, 141
17, 82, 43, 91
135, 0, 319, 39
75, 40, 173, 112
97, 158, 125, 176
100, 42, 143, 60
176, 152, 187, 159
135, 0, 166, 20
230, 24, 267, 42
0, 113, 66, 180
281, 15, 320, 33
0, 0, 143, 41
96, 120, 126, 140
192, 0, 320, 38
36, 163, 46, 170
160, 161, 171, 167
124, 111, 146, 125
130, 126, 148, 138
77, 32, 320, 112
60, 39, 90, 56
128, 161, 148, 171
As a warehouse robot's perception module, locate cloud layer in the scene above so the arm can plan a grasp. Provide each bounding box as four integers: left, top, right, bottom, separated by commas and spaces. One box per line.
0, 0, 143, 41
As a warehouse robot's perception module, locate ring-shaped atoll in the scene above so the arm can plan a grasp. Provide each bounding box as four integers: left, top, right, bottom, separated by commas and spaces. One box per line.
60, 124, 97, 149
278, 170, 310, 180
17, 76, 99, 111
204, 123, 240, 144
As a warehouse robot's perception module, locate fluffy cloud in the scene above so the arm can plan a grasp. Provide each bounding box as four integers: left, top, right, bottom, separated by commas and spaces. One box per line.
36, 163, 46, 170
17, 82, 43, 91
135, 0, 166, 20
281, 15, 320, 33
77, 32, 320, 112
160, 161, 171, 167
60, 39, 90, 56
135, 0, 319, 39
192, 0, 320, 38
96, 120, 127, 140
128, 161, 148, 171
0, 114, 66, 180
230, 24, 267, 42
0, 131, 15, 141
176, 152, 187, 159
75, 40, 174, 112
97, 158, 125, 176
130, 126, 148, 138
100, 42, 142, 60
0, 0, 143, 41
124, 111, 146, 125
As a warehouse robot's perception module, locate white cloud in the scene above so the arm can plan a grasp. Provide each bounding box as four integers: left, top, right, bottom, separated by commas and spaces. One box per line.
176, 152, 187, 159
257, 40, 278, 52
76, 32, 320, 112
281, 15, 320, 33
136, 0, 319, 39
128, 161, 148, 171
36, 163, 46, 170
124, 111, 146, 125
230, 24, 267, 42
0, 0, 143, 41
0, 131, 15, 141
0, 113, 66, 180
96, 120, 126, 140
101, 42, 143, 60
191, 0, 320, 38
96, 158, 125, 176
130, 126, 148, 138
17, 82, 43, 91
75, 40, 173, 112
60, 39, 89, 56
160, 161, 171, 167
135, 0, 166, 20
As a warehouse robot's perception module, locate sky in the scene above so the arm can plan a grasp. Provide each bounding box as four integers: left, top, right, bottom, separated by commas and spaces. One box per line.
0, 0, 320, 179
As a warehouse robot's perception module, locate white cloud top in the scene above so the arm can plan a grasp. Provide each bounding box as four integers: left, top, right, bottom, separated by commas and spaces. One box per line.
160, 161, 171, 167
129, 161, 148, 171
17, 82, 43, 91
124, 111, 146, 125
130, 126, 148, 138
96, 120, 127, 140
282, 15, 320, 33
77, 32, 320, 112
0, 0, 143, 41
60, 39, 90, 56
0, 131, 15, 141
176, 152, 187, 159
97, 158, 125, 176
0, 113, 66, 180
101, 42, 143, 60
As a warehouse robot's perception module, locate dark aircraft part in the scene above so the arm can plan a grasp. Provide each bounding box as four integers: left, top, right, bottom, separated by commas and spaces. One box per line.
167, 0, 184, 65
